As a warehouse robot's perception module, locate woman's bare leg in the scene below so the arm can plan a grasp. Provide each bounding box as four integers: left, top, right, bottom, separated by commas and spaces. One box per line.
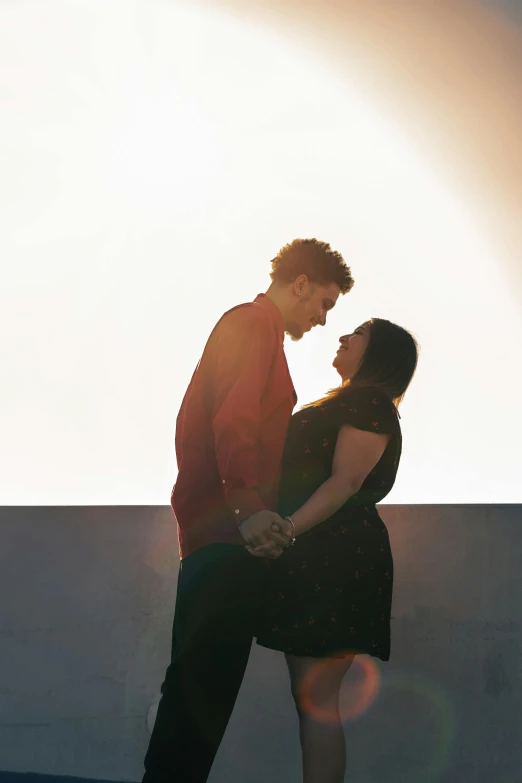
285, 652, 355, 783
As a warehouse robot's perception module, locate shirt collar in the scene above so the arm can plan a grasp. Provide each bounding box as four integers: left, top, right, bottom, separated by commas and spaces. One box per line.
254, 293, 285, 339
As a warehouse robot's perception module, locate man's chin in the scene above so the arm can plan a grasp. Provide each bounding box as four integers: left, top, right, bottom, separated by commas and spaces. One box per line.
286, 329, 304, 342
285, 324, 304, 341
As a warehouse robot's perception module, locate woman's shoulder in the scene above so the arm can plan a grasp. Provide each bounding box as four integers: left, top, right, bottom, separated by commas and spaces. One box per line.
327, 385, 400, 435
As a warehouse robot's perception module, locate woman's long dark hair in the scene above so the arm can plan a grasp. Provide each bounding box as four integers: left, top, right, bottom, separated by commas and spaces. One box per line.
307, 318, 419, 409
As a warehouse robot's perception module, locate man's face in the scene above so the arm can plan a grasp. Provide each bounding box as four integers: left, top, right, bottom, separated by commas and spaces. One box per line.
286, 280, 341, 341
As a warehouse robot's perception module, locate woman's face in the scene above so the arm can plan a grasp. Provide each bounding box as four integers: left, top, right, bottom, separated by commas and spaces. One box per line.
332, 324, 370, 380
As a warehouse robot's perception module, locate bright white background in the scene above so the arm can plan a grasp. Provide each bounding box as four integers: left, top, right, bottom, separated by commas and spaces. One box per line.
1, 0, 521, 504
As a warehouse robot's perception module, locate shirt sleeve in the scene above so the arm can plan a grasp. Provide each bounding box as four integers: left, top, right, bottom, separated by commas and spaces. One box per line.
211, 307, 277, 523
335, 388, 399, 435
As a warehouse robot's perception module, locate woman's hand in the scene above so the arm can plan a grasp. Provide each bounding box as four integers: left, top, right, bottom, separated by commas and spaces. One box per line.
245, 543, 284, 559
245, 521, 292, 559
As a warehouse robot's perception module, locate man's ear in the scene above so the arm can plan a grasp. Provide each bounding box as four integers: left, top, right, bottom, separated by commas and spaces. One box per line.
293, 274, 309, 297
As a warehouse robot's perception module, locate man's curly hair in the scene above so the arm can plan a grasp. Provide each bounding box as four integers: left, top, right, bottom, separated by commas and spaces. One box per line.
269, 238, 353, 294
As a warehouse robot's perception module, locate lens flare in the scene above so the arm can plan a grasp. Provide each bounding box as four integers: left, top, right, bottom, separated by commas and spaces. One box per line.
298, 651, 381, 724
380, 672, 458, 782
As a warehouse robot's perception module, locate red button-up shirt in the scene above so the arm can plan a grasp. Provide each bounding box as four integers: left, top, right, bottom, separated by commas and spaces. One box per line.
172, 294, 297, 558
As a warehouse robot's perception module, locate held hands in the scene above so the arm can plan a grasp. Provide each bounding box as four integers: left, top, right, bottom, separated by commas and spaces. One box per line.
239, 510, 294, 560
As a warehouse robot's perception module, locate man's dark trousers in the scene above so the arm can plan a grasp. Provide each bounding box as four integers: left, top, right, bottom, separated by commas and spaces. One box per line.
142, 542, 267, 783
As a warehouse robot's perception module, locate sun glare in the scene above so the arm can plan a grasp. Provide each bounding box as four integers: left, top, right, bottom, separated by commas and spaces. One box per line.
0, 1, 520, 503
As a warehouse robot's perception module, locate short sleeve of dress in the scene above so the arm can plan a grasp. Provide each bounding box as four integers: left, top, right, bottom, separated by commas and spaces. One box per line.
333, 387, 399, 435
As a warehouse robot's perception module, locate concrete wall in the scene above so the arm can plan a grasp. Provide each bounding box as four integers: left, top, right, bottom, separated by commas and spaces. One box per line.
1, 504, 521, 783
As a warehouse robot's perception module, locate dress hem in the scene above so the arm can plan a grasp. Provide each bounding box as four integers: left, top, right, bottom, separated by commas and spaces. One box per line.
255, 637, 390, 662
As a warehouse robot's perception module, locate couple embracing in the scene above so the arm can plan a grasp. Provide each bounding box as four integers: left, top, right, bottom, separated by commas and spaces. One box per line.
142, 238, 418, 783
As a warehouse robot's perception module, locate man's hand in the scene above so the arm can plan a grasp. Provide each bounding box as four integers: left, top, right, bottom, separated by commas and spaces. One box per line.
239, 510, 293, 558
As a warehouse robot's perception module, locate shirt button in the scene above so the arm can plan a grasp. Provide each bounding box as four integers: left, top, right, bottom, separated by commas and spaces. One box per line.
235, 509, 240, 515
222, 480, 226, 484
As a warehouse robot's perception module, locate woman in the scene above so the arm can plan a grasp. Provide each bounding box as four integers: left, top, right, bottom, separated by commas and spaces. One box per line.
249, 317, 418, 783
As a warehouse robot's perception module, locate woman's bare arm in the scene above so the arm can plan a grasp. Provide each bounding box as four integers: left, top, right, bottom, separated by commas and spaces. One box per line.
247, 424, 390, 556
287, 425, 389, 536
287, 425, 390, 537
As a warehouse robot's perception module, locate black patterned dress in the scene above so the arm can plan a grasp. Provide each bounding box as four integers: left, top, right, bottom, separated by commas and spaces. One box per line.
255, 386, 401, 661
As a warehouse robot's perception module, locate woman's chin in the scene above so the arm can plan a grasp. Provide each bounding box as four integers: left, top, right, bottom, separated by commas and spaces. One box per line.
332, 361, 347, 383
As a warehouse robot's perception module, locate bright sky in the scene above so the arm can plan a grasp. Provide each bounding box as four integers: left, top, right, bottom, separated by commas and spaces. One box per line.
1, 0, 521, 505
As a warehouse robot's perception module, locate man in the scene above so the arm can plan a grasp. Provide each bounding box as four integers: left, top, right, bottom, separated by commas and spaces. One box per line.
143, 239, 354, 783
